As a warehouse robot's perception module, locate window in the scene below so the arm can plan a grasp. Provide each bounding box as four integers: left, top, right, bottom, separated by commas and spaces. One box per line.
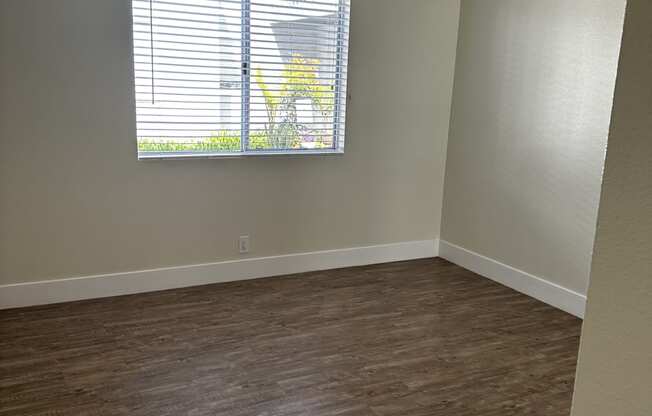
131, 0, 351, 158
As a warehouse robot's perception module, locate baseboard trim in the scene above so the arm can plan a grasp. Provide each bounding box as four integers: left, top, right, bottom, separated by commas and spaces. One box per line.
0, 240, 439, 310
438, 240, 586, 318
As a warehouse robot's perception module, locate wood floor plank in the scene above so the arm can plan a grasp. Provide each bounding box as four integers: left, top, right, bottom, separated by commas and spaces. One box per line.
0, 258, 581, 415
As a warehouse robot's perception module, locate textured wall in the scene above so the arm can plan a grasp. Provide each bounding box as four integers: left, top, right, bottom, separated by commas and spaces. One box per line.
0, 0, 460, 284
571, 1, 652, 414
441, 0, 625, 294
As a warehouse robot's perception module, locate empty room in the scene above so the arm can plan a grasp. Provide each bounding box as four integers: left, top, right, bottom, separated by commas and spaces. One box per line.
1, 0, 650, 415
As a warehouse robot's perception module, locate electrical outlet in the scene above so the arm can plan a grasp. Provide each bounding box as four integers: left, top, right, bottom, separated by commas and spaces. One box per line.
239, 235, 250, 254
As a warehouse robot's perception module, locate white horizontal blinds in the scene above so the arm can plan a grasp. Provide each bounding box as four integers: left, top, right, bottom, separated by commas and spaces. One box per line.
131, 0, 350, 155
247, 0, 350, 151
132, 0, 244, 153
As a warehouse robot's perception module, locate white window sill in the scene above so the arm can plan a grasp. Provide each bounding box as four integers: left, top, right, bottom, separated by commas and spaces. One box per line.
138, 149, 345, 161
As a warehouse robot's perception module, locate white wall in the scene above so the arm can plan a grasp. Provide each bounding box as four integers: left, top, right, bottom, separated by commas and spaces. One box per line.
0, 0, 460, 285
571, 1, 652, 414
441, 0, 625, 295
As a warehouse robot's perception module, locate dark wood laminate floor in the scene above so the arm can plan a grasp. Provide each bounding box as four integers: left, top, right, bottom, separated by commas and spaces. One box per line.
0, 258, 582, 416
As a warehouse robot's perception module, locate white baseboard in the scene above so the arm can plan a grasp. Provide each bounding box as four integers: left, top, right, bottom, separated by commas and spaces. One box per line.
0, 240, 439, 310
438, 240, 586, 318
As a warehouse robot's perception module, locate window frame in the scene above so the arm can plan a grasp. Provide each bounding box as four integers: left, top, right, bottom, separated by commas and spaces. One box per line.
133, 0, 350, 160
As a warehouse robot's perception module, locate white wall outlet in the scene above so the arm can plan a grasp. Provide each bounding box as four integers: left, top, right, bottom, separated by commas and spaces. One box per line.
239, 235, 250, 254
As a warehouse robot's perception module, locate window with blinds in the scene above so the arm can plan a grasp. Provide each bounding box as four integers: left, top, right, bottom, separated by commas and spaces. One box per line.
131, 0, 350, 158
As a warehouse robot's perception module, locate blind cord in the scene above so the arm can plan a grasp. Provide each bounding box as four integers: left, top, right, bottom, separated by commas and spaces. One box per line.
149, 0, 155, 104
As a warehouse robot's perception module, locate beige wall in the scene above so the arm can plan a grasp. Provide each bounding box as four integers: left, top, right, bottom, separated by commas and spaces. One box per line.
571, 1, 652, 414
441, 0, 625, 295
0, 0, 460, 285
